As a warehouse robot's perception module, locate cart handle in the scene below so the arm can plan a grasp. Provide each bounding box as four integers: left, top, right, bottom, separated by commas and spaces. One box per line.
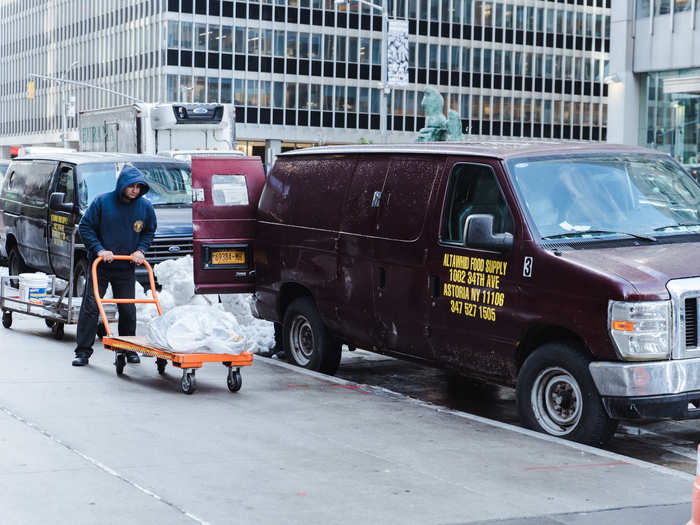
91, 255, 163, 338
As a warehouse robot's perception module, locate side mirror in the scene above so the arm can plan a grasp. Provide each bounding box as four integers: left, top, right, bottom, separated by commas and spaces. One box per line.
464, 214, 513, 252
49, 192, 75, 213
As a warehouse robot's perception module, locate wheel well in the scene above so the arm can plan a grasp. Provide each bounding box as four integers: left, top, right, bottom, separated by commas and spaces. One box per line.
278, 283, 313, 320
515, 325, 593, 373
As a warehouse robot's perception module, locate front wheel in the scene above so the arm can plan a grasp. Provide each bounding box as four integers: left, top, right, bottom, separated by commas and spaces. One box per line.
227, 368, 242, 392
51, 322, 65, 340
516, 342, 618, 446
2, 311, 11, 329
282, 297, 341, 375
8, 246, 28, 286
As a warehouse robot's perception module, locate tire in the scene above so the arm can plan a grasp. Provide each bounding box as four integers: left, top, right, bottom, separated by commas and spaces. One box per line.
282, 297, 341, 375
73, 256, 89, 298
181, 371, 196, 394
156, 358, 167, 375
227, 368, 242, 392
2, 311, 11, 329
516, 342, 618, 446
115, 354, 126, 376
8, 246, 28, 286
51, 322, 65, 340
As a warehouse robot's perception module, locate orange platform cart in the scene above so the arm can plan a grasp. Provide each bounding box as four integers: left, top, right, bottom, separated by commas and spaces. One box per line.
92, 255, 253, 394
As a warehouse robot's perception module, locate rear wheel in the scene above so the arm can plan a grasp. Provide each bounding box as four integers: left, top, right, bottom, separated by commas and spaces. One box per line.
283, 297, 341, 375
2, 311, 11, 329
516, 342, 618, 446
73, 256, 89, 297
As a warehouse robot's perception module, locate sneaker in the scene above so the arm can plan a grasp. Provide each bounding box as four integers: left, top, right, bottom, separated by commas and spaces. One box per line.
72, 356, 89, 366
126, 352, 141, 364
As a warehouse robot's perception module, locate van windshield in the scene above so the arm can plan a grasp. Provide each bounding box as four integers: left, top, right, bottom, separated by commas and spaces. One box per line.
508, 155, 700, 241
77, 162, 191, 208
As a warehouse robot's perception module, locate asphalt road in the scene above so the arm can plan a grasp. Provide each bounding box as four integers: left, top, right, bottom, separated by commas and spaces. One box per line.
335, 349, 700, 475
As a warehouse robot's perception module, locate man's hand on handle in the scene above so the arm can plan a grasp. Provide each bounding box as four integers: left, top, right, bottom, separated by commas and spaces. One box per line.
130, 250, 145, 265
97, 250, 115, 263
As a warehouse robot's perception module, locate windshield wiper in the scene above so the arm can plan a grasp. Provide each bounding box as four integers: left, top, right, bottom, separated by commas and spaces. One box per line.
653, 223, 700, 232
153, 202, 188, 207
542, 230, 657, 242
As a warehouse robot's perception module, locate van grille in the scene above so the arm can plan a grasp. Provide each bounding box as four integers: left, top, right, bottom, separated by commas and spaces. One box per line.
145, 236, 193, 263
686, 297, 698, 349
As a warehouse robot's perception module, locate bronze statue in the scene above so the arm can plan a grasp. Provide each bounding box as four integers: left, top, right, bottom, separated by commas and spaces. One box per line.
416, 87, 464, 142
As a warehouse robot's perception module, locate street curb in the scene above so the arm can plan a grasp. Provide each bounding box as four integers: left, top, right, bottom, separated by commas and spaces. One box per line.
257, 355, 696, 483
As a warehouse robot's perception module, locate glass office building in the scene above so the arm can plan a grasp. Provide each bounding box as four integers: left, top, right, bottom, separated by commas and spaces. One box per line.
0, 0, 611, 159
608, 1, 700, 164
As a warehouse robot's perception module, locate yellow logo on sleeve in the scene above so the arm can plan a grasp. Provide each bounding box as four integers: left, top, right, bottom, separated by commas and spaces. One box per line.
133, 220, 144, 233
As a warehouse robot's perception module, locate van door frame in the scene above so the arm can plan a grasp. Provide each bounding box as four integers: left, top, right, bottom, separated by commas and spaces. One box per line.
47, 162, 78, 279
425, 157, 525, 381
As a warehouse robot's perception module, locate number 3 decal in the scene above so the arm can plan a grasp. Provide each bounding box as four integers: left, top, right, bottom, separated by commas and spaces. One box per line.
523, 256, 533, 278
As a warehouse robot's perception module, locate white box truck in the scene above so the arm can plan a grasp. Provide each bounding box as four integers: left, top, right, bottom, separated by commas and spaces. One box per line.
78, 103, 236, 154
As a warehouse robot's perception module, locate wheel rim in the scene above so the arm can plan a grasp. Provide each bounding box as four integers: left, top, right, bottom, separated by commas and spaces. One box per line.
530, 366, 583, 436
289, 315, 315, 366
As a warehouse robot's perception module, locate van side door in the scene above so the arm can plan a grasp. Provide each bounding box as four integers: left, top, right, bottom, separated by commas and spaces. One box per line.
47, 163, 78, 279
21, 160, 59, 271
191, 156, 265, 294
426, 160, 523, 381
371, 156, 442, 360
336, 157, 389, 349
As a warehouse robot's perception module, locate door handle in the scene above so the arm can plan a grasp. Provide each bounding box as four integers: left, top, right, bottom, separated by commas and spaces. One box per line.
430, 275, 440, 298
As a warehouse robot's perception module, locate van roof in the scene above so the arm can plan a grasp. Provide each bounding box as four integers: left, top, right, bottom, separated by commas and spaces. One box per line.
280, 141, 658, 161
13, 152, 188, 165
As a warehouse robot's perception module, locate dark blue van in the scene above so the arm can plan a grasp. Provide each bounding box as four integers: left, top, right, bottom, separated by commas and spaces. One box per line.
0, 152, 192, 293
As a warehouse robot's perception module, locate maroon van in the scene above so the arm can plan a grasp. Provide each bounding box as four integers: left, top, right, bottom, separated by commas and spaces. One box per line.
193, 143, 700, 446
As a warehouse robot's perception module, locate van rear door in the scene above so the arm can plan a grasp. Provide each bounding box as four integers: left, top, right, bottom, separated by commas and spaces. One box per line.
192, 156, 265, 294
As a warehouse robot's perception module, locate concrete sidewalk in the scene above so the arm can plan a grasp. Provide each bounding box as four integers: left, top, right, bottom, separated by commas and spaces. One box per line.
0, 315, 694, 524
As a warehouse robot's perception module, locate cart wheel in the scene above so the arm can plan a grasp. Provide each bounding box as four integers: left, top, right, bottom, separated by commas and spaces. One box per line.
51, 322, 65, 340
181, 371, 196, 395
2, 311, 11, 329
115, 353, 126, 376
45, 319, 55, 328
227, 368, 242, 393
96, 323, 106, 340
156, 358, 167, 375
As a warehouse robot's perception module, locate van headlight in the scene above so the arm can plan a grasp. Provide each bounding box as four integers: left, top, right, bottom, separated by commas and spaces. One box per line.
609, 300, 671, 360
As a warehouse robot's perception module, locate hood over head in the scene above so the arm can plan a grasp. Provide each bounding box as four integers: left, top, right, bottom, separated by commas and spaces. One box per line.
115, 164, 150, 199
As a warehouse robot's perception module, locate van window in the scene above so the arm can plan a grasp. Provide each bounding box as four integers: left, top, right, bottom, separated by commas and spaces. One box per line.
441, 164, 513, 244
211, 174, 248, 206
25, 161, 58, 206
77, 162, 192, 207
377, 158, 440, 241
55, 166, 75, 204
509, 155, 700, 240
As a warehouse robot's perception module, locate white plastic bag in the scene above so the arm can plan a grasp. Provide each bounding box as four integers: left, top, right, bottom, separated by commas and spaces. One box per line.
146, 305, 247, 354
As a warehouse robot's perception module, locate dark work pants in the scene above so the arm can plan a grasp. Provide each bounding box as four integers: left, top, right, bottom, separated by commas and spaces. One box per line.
75, 264, 136, 358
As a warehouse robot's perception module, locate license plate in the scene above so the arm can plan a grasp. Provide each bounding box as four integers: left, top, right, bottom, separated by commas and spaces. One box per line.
212, 249, 245, 265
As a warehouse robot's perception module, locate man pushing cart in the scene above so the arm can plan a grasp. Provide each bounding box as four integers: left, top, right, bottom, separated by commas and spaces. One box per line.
72, 164, 157, 367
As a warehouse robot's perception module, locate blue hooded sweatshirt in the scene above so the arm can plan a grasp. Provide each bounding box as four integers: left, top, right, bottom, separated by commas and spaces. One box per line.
79, 164, 157, 270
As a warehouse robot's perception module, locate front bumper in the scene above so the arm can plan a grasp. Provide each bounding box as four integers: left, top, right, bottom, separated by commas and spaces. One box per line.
589, 357, 700, 420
